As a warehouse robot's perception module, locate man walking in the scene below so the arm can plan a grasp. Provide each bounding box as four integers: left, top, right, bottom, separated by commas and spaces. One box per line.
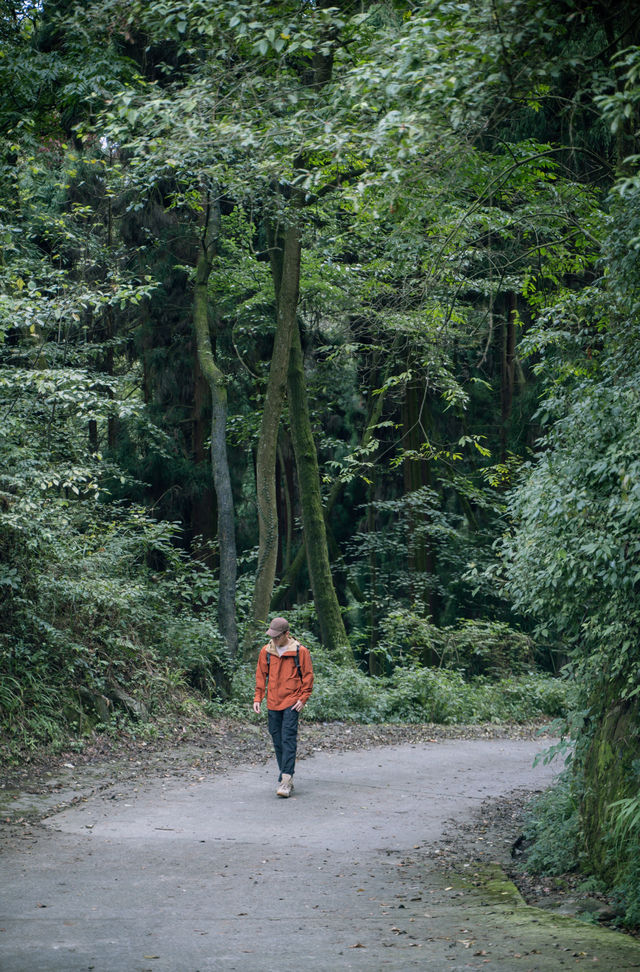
253, 617, 314, 797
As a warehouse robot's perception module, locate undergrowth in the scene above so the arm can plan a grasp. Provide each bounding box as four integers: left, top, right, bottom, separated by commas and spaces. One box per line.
1, 504, 569, 761
522, 772, 640, 930
0, 503, 231, 758
1, 645, 570, 764
229, 646, 570, 725
521, 771, 582, 876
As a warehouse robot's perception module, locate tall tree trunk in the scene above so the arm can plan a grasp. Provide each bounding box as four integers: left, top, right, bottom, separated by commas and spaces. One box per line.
249, 215, 302, 639
191, 351, 216, 557
287, 321, 352, 659
402, 381, 439, 628
247, 28, 342, 649
271, 369, 390, 610
105, 194, 117, 450
500, 293, 517, 462
193, 191, 238, 657
276, 434, 295, 578
367, 482, 380, 673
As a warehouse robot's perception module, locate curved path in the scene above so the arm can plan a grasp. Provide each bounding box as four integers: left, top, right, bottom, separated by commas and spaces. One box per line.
2, 737, 640, 971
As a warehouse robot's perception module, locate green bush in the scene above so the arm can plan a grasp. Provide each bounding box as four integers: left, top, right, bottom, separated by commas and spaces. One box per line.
385, 669, 569, 724
377, 609, 445, 666
377, 611, 541, 678
0, 500, 231, 754
524, 773, 640, 929
603, 792, 640, 928
610, 848, 640, 929
522, 772, 583, 876
440, 620, 536, 678
386, 666, 476, 722
233, 642, 570, 725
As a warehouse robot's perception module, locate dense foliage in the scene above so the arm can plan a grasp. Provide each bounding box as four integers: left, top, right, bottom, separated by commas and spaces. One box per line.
1, 0, 640, 920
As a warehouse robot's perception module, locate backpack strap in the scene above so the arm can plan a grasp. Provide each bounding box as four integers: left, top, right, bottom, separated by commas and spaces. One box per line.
295, 644, 302, 680
265, 643, 304, 681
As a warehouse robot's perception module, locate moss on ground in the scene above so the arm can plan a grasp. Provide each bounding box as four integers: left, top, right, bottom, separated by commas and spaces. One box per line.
452, 862, 640, 969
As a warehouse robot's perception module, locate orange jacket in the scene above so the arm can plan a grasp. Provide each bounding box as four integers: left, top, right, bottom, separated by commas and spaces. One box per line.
254, 638, 314, 711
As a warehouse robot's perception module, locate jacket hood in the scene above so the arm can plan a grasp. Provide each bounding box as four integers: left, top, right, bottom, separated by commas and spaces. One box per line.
265, 635, 299, 656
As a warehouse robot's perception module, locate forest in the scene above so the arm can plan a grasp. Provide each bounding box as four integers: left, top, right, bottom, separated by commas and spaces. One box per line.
1, 0, 640, 926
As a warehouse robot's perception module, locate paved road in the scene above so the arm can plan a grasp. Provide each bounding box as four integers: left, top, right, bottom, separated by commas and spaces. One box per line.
2, 737, 640, 971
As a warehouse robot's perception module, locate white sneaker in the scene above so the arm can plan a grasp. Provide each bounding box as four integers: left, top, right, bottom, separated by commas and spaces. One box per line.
276, 774, 294, 797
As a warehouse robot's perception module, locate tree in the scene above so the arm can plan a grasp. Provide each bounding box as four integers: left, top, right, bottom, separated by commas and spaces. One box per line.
95, 0, 374, 652
193, 189, 238, 656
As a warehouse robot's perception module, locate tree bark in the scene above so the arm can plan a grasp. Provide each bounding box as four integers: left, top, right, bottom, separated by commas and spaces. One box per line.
245, 14, 346, 650
249, 215, 302, 640
367, 481, 380, 672
500, 292, 517, 462
191, 351, 216, 556
271, 365, 390, 611
287, 321, 352, 659
193, 191, 238, 657
402, 380, 439, 629
276, 434, 295, 578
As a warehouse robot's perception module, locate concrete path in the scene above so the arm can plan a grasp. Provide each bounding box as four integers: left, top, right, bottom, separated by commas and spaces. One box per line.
2, 737, 640, 971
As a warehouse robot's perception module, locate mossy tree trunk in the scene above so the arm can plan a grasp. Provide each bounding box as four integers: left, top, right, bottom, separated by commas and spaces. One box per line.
276, 433, 295, 578
402, 380, 439, 630
581, 685, 640, 882
193, 190, 238, 657
271, 371, 389, 610
287, 320, 352, 659
249, 213, 302, 641
500, 292, 517, 462
191, 352, 216, 553
247, 31, 348, 652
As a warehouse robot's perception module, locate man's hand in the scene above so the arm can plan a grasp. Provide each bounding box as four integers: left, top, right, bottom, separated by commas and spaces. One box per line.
292, 700, 304, 712
253, 701, 261, 714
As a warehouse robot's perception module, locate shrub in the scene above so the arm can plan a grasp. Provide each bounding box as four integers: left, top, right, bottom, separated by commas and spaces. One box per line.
377, 612, 542, 678
377, 609, 445, 666
0, 500, 231, 754
522, 772, 583, 876
439, 619, 536, 678
233, 642, 570, 726
604, 792, 640, 928
610, 848, 640, 929
386, 666, 475, 722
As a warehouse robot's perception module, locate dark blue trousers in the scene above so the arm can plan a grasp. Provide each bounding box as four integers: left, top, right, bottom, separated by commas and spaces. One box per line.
268, 706, 299, 778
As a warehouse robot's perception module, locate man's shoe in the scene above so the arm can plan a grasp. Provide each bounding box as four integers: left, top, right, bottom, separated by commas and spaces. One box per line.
276, 774, 293, 797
